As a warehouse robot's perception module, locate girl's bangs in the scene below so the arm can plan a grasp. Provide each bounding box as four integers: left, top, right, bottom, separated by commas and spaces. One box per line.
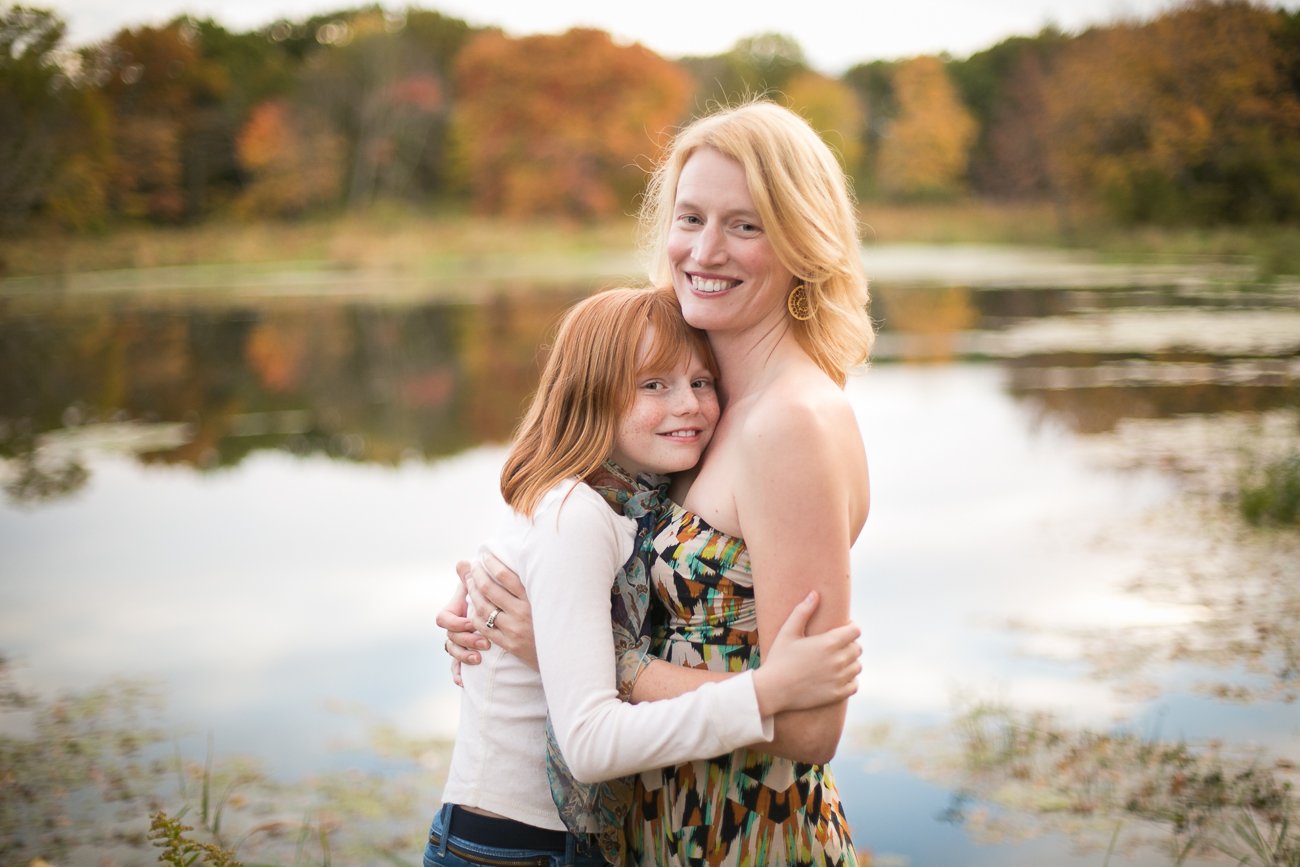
633, 302, 718, 378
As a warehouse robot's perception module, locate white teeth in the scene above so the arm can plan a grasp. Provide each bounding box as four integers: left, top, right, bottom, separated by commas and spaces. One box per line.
691, 276, 734, 293
666, 430, 698, 437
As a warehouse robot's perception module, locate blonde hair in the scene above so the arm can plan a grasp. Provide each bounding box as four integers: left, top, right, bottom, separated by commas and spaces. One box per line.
501, 286, 719, 517
640, 100, 874, 386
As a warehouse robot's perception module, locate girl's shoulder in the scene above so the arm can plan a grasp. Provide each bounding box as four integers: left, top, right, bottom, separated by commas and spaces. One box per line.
528, 478, 635, 536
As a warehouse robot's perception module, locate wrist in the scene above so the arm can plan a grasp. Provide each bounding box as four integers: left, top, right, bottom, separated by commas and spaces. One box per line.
752, 667, 781, 717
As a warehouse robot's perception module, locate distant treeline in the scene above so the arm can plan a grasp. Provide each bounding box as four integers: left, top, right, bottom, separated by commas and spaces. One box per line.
2, 0, 1299, 232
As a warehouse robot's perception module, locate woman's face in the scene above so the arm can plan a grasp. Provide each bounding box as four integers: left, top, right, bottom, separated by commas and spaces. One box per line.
610, 329, 720, 479
666, 147, 795, 335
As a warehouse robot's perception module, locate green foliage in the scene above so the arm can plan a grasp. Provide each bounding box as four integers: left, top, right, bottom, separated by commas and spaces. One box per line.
1241, 452, 1300, 527
0, 5, 111, 230
678, 33, 808, 113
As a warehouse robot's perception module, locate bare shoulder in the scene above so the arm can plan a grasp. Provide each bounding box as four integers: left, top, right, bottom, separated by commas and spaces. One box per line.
740, 368, 862, 460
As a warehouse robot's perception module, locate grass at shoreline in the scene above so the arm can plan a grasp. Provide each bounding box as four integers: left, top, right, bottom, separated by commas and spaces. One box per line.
4, 201, 1299, 281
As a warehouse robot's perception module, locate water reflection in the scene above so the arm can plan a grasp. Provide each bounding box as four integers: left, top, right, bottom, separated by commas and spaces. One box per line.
3, 264, 1299, 866
0, 292, 582, 505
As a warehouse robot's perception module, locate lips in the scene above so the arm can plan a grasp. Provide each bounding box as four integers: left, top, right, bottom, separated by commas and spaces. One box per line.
661, 429, 702, 438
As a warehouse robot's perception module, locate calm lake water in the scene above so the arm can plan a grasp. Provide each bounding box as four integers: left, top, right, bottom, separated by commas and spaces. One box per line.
2, 247, 1298, 867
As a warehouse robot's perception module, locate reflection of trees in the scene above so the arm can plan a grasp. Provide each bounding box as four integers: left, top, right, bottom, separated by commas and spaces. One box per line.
886, 701, 1299, 864
0, 291, 581, 504
1007, 356, 1298, 434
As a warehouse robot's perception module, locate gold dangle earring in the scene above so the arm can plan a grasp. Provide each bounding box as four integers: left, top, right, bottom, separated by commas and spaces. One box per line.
787, 283, 814, 321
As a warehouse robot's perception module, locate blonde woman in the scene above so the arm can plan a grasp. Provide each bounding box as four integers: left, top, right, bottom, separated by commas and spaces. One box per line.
447, 101, 874, 866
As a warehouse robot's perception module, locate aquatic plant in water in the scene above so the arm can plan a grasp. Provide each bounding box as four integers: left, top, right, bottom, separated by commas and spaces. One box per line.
893, 701, 1299, 865
1240, 452, 1300, 528
0, 657, 453, 867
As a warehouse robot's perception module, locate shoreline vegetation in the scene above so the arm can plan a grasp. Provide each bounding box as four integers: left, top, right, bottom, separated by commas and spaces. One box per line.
3, 203, 1299, 293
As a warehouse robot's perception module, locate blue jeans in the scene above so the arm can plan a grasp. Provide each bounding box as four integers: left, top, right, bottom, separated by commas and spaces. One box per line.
422, 805, 610, 867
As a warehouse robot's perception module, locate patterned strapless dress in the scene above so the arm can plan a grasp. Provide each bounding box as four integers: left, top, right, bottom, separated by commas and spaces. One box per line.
625, 501, 858, 867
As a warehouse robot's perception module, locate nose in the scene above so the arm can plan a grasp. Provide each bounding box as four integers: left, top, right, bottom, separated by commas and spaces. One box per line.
671, 383, 702, 415
693, 221, 726, 267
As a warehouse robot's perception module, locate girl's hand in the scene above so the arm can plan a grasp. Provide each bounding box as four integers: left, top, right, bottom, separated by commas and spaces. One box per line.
435, 576, 484, 686
751, 591, 862, 716
464, 554, 540, 671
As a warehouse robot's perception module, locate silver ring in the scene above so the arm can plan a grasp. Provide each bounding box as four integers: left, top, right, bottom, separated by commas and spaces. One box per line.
485, 608, 501, 629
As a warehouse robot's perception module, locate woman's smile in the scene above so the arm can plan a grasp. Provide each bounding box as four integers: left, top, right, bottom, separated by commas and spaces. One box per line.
667, 146, 795, 331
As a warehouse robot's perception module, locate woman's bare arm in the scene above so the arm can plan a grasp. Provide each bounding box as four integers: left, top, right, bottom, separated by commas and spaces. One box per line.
732, 391, 868, 763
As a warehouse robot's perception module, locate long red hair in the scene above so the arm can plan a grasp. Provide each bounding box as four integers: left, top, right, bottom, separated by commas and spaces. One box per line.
501, 286, 717, 517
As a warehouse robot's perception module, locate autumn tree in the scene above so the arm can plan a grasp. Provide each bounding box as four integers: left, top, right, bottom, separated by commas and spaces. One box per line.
90, 20, 231, 221
0, 6, 111, 230
782, 71, 864, 180
234, 99, 343, 216
453, 28, 693, 218
876, 55, 976, 198
296, 11, 452, 209
945, 30, 1066, 200
1040, 0, 1300, 223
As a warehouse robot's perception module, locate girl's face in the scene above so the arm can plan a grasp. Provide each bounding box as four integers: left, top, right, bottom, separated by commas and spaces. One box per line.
666, 146, 796, 334
609, 330, 720, 479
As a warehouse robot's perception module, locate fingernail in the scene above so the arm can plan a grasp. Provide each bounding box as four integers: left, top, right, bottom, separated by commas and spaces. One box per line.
469, 654, 479, 664
477, 639, 490, 650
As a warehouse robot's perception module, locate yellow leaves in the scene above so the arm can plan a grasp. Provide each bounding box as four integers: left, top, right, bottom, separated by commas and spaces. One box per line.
877, 56, 976, 198
782, 72, 864, 177
453, 28, 693, 218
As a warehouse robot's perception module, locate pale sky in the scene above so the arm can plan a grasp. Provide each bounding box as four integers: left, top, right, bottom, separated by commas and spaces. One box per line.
50, 0, 1300, 71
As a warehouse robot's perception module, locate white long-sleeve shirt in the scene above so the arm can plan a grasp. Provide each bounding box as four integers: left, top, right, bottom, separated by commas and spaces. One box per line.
440, 478, 774, 830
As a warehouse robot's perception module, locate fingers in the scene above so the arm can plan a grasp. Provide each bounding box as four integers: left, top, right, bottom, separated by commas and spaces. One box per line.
482, 553, 527, 598
775, 591, 820, 641
455, 560, 473, 589
445, 632, 483, 664
450, 659, 462, 688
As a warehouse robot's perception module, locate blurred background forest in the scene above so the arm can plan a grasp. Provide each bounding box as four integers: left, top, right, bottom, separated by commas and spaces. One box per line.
3, 0, 1300, 266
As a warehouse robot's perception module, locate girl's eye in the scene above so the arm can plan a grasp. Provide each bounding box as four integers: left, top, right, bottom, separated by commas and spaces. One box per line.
642, 380, 665, 390
691, 378, 713, 389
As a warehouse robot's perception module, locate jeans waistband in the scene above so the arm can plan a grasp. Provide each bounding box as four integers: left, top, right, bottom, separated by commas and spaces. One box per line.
447, 806, 568, 852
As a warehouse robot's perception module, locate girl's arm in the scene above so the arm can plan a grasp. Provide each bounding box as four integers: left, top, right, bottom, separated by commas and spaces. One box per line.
519, 489, 769, 783
515, 487, 860, 784
459, 542, 863, 761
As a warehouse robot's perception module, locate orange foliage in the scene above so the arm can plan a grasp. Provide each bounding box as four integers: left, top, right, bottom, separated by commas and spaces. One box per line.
877, 56, 976, 198
453, 28, 694, 218
235, 100, 344, 217
782, 72, 865, 178
1041, 1, 1300, 221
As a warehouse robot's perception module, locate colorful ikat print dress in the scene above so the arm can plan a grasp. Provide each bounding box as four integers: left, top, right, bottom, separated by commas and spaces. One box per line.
626, 501, 859, 867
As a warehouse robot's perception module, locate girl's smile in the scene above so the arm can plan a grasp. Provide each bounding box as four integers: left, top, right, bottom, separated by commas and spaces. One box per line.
609, 329, 720, 479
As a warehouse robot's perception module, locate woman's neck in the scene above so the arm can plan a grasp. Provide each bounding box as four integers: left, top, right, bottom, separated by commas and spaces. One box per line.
709, 315, 803, 406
